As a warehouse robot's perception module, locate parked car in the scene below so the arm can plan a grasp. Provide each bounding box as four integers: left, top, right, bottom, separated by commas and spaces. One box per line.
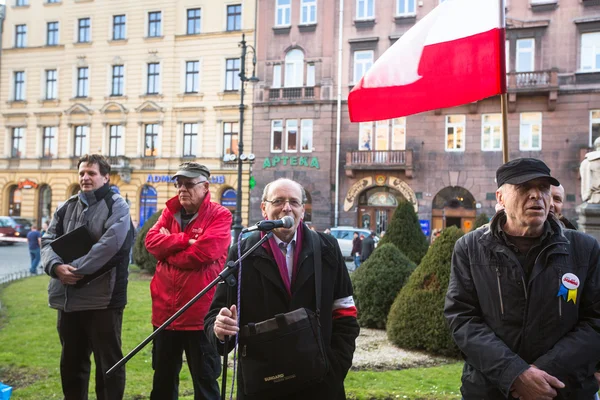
329, 227, 379, 260
0, 216, 33, 238
0, 217, 18, 245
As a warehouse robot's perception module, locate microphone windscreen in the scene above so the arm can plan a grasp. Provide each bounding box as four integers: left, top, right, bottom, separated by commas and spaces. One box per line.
282, 215, 295, 228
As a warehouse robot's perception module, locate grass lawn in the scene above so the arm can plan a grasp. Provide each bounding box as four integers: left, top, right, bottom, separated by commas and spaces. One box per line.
0, 271, 462, 400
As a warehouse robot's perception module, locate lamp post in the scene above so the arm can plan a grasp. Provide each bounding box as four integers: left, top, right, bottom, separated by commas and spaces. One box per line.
231, 33, 259, 240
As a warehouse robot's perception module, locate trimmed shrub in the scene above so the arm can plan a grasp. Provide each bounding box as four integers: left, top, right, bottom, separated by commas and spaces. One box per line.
352, 243, 416, 329
133, 210, 162, 275
386, 226, 464, 357
378, 201, 429, 265
474, 213, 490, 229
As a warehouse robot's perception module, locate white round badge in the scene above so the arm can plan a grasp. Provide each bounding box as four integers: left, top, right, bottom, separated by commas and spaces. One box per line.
561, 273, 580, 290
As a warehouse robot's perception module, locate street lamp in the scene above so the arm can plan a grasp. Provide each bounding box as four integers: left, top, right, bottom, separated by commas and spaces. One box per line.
231, 33, 259, 240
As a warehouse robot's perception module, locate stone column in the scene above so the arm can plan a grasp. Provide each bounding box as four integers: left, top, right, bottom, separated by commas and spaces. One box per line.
577, 202, 600, 242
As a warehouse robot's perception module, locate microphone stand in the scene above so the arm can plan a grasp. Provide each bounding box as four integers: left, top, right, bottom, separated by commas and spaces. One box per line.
107, 231, 274, 400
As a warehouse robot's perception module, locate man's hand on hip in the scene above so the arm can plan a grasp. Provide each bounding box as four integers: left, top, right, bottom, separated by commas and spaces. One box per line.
214, 305, 239, 341
55, 264, 84, 285
511, 365, 564, 400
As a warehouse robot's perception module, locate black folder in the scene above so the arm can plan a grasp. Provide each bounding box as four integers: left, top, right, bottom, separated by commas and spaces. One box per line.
50, 225, 96, 264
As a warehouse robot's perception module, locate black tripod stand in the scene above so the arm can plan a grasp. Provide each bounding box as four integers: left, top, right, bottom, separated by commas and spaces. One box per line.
107, 232, 273, 400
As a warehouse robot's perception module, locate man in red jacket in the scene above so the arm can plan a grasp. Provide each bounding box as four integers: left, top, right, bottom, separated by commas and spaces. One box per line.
145, 162, 232, 400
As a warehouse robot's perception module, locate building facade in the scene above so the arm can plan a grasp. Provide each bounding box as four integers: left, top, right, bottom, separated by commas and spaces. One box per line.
0, 0, 256, 227
253, 0, 600, 235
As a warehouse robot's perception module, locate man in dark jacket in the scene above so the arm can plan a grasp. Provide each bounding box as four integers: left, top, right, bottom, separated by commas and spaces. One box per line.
205, 178, 359, 400
444, 158, 600, 400
41, 154, 133, 400
360, 231, 375, 262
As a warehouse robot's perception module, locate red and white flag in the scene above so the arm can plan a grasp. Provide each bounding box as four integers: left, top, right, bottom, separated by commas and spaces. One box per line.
348, 0, 505, 122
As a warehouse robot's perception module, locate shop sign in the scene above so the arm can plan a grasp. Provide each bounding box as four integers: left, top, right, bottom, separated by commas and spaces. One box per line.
419, 220, 430, 237
146, 175, 226, 184
18, 179, 38, 189
262, 156, 320, 169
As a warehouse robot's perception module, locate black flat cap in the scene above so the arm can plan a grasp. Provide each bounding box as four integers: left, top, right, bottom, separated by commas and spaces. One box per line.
172, 162, 211, 180
496, 158, 559, 188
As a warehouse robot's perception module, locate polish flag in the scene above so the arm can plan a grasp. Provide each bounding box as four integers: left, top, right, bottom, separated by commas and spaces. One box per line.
348, 0, 505, 123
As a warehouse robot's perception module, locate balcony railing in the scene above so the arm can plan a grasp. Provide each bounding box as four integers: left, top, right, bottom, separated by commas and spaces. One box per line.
346, 150, 412, 166
267, 86, 318, 101
8, 158, 20, 168
507, 69, 558, 92
141, 158, 156, 169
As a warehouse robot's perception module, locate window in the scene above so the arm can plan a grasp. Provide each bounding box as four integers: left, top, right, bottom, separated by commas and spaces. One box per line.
300, 0, 317, 24
144, 124, 159, 157
108, 125, 123, 156
185, 61, 199, 93
481, 114, 502, 151
375, 120, 389, 150
225, 58, 240, 91
13, 71, 25, 101
591, 110, 600, 147
45, 69, 57, 100
353, 50, 373, 84
76, 67, 89, 97
111, 65, 124, 96
15, 25, 26, 48
359, 122, 373, 150
11, 128, 24, 158
516, 38, 534, 72
271, 120, 283, 152
73, 126, 89, 157
113, 15, 126, 40
505, 39, 510, 73
272, 64, 282, 88
301, 119, 313, 152
392, 117, 406, 150
227, 4, 242, 31
284, 49, 304, 87
445, 115, 466, 152
581, 32, 600, 72
187, 8, 201, 35
147, 63, 160, 94
47, 22, 59, 46
356, 0, 374, 19
182, 123, 198, 157
47, 0, 60, 3
306, 63, 315, 87
286, 120, 298, 152
42, 127, 57, 158
223, 122, 239, 155
148, 11, 162, 37
397, 0, 415, 15
15, 0, 27, 6
78, 18, 90, 43
275, 0, 291, 26
519, 112, 542, 151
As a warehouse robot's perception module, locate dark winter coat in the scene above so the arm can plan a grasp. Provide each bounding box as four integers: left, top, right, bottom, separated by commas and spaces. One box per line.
360, 235, 375, 261
444, 212, 600, 399
204, 224, 359, 400
351, 236, 362, 255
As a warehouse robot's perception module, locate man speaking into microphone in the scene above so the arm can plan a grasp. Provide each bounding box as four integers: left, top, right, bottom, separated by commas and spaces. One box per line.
205, 177, 359, 400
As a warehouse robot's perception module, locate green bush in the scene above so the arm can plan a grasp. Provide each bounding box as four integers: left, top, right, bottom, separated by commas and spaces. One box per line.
474, 213, 490, 229
133, 210, 162, 275
386, 226, 464, 357
352, 243, 416, 329
378, 201, 429, 265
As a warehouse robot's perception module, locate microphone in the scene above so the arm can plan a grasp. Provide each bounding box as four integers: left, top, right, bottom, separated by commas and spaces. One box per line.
242, 216, 295, 233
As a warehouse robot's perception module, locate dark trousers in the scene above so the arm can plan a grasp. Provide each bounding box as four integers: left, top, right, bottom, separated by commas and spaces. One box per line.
29, 248, 40, 274
57, 308, 125, 400
150, 329, 221, 400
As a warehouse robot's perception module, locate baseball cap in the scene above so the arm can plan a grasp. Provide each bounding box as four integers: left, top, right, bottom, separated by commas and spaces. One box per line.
172, 162, 211, 180
496, 158, 559, 188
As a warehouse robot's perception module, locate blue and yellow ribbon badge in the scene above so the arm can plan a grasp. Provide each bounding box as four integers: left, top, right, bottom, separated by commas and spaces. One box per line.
557, 273, 580, 304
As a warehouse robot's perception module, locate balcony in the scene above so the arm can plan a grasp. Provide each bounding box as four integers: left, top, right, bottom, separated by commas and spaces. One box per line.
266, 86, 318, 102
141, 157, 156, 169
8, 158, 20, 168
506, 69, 559, 111
345, 150, 414, 178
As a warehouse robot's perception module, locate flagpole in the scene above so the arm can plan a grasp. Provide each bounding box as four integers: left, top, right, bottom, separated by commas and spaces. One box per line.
500, 0, 509, 163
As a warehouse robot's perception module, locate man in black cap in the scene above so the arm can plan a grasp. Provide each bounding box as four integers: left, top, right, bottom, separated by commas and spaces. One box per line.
145, 162, 232, 399
445, 158, 600, 400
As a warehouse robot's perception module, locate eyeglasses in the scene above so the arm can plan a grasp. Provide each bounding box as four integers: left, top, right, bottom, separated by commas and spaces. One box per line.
263, 198, 303, 208
174, 180, 206, 190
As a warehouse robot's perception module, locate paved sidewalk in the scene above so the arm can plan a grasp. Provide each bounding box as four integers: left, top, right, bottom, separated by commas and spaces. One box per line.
0, 242, 36, 285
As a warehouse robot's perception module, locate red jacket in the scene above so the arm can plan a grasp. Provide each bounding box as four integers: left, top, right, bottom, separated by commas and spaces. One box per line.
146, 192, 232, 330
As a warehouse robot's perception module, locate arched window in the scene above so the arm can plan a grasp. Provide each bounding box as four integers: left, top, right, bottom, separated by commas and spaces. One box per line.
139, 185, 158, 227
8, 185, 21, 216
38, 185, 52, 226
220, 188, 236, 213
284, 49, 304, 87
303, 190, 312, 223
432, 186, 476, 210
